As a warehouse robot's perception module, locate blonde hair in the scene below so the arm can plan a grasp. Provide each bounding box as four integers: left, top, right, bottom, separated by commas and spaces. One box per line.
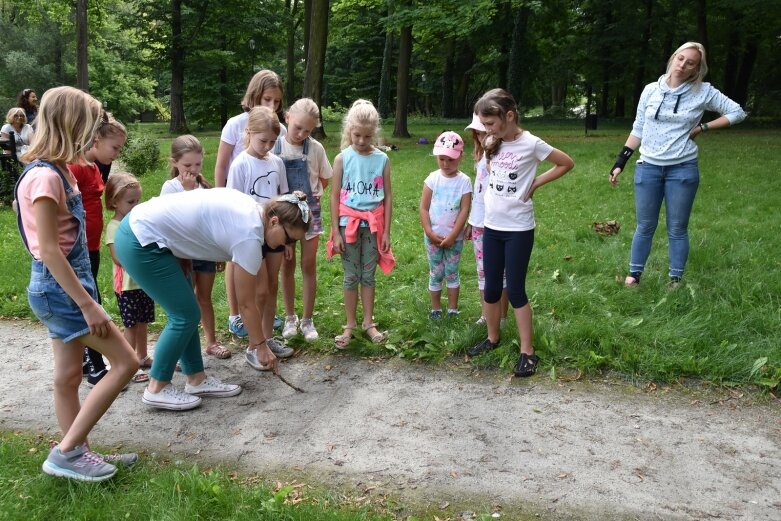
666, 41, 708, 86
169, 134, 210, 188
340, 99, 380, 149
94, 112, 127, 143
470, 129, 485, 162
241, 70, 284, 112
104, 172, 141, 210
242, 106, 280, 149
5, 107, 25, 125
474, 88, 519, 159
21, 86, 102, 164
287, 97, 321, 127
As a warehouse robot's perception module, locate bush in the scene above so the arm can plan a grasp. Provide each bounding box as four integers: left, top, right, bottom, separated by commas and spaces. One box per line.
121, 133, 161, 177
0, 160, 22, 207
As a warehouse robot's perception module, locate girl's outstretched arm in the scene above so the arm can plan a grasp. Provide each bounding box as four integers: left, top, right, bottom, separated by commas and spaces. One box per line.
524, 148, 575, 202
380, 158, 392, 252
35, 198, 111, 338
330, 154, 344, 253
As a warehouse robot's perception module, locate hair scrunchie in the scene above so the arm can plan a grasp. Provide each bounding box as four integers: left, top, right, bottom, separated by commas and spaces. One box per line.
277, 191, 310, 223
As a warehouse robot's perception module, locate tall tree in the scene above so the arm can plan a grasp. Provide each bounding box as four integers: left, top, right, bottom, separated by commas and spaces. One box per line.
76, 0, 88, 91
169, 0, 188, 133
392, 24, 411, 137
377, 0, 394, 118
285, 0, 300, 106
303, 0, 329, 137
507, 3, 531, 107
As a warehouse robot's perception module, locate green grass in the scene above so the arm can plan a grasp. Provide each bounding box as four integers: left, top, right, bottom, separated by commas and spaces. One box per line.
1, 120, 779, 389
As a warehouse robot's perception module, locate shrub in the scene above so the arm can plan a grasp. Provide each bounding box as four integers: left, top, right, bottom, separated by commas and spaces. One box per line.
121, 133, 161, 177
0, 160, 22, 207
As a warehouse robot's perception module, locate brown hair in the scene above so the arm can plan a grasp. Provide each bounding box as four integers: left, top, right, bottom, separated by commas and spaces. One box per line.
169, 134, 211, 188
94, 112, 127, 143
242, 106, 280, 149
241, 70, 284, 112
21, 86, 102, 165
265, 191, 310, 234
470, 129, 485, 162
473, 88, 519, 159
104, 172, 141, 210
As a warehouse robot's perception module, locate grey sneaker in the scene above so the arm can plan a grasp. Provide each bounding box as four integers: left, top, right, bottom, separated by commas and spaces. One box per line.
282, 315, 299, 339
95, 450, 139, 468
245, 348, 272, 371
184, 375, 242, 398
267, 337, 294, 358
42, 444, 117, 482
142, 384, 202, 411
299, 318, 319, 342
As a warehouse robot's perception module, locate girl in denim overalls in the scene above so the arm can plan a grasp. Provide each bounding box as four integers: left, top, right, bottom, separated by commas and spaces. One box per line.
276, 98, 333, 342
14, 87, 138, 482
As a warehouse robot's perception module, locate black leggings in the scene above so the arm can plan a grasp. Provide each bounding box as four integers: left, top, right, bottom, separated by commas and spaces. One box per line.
483, 227, 534, 308
83, 250, 106, 372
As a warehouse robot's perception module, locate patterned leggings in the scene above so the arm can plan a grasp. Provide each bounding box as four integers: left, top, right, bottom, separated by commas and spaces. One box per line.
424, 236, 463, 291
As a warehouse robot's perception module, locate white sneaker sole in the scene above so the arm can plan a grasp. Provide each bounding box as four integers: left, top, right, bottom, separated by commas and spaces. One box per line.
185, 386, 242, 398
42, 461, 117, 482
141, 395, 202, 411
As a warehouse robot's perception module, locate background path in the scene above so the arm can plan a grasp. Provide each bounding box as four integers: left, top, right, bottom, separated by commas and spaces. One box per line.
1, 319, 778, 520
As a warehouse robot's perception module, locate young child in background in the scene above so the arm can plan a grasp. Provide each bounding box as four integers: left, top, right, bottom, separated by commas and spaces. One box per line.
276, 98, 333, 342
67, 113, 128, 387
15, 86, 137, 481
327, 99, 394, 348
104, 173, 154, 383
467, 88, 574, 377
228, 106, 294, 362
419, 131, 471, 319
214, 69, 286, 339
464, 113, 509, 326
161, 135, 230, 359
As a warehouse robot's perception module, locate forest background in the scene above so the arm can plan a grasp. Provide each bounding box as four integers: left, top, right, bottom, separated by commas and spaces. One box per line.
1, 0, 780, 134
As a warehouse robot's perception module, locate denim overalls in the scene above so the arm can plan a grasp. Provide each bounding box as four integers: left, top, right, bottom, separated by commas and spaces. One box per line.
273, 137, 322, 236
15, 160, 103, 342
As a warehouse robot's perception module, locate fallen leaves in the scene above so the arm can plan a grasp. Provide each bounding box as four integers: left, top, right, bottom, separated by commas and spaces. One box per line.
593, 220, 621, 235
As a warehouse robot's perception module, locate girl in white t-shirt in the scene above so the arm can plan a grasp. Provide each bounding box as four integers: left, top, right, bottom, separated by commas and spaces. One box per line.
213, 69, 285, 340
419, 131, 472, 319
466, 89, 574, 378
227, 106, 294, 362
161, 135, 231, 360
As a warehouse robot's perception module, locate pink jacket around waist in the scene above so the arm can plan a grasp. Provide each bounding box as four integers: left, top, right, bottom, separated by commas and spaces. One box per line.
326, 202, 395, 274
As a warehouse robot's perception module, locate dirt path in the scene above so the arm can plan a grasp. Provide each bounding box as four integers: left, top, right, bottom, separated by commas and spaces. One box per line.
1, 319, 779, 520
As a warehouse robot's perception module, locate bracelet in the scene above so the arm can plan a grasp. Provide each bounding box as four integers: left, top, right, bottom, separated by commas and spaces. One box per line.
699, 122, 709, 132
249, 338, 267, 348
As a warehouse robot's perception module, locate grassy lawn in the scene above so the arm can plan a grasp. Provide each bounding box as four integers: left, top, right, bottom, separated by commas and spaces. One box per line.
0, 119, 779, 388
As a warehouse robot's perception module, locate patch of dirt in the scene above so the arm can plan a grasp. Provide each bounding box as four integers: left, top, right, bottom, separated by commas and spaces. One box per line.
1, 319, 779, 520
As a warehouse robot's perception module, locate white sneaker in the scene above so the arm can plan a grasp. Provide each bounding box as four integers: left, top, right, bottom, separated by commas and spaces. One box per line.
245, 348, 272, 371
184, 375, 242, 398
267, 337, 294, 358
299, 318, 319, 342
142, 384, 201, 411
282, 315, 299, 339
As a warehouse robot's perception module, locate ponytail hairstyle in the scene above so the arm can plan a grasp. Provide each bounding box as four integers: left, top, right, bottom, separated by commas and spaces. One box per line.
243, 106, 281, 150
340, 99, 380, 150
265, 190, 310, 235
241, 69, 284, 112
473, 88, 520, 160
170, 134, 211, 188
104, 172, 141, 210
287, 97, 322, 127
93, 111, 127, 145
21, 86, 102, 165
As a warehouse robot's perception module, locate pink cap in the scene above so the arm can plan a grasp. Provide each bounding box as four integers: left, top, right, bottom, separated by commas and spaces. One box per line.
432, 131, 464, 159
465, 112, 485, 132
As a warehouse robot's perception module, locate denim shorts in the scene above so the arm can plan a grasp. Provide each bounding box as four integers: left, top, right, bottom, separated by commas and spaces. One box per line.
28, 259, 110, 343
192, 259, 217, 273
305, 197, 324, 241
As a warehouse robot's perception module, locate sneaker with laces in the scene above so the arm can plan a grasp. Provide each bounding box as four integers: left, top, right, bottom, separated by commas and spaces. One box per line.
95, 450, 139, 468
467, 337, 500, 357
245, 348, 272, 371
42, 443, 117, 482
184, 375, 242, 398
430, 309, 443, 320
447, 309, 460, 317
299, 318, 319, 342
227, 316, 248, 338
142, 384, 202, 410
282, 315, 299, 339
475, 316, 487, 326
267, 337, 294, 358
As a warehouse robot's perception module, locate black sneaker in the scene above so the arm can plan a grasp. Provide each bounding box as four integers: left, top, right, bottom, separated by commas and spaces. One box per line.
86, 369, 108, 388
467, 337, 500, 357
513, 353, 539, 377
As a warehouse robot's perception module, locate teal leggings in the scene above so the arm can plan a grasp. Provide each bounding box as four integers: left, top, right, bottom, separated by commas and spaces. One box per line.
114, 218, 203, 382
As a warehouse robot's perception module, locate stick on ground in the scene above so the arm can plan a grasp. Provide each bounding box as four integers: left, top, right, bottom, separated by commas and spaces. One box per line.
276, 372, 305, 393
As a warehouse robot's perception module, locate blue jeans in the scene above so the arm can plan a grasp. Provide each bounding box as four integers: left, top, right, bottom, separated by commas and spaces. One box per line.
630, 159, 700, 278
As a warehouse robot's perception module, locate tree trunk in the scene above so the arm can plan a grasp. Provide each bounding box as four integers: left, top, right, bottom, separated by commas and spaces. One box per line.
633, 0, 653, 110
455, 45, 475, 116
507, 4, 530, 107
302, 0, 312, 67
496, 0, 512, 90
285, 0, 299, 105
393, 24, 412, 138
76, 0, 88, 91
722, 27, 740, 98
696, 0, 708, 51
169, 0, 188, 134
377, 1, 394, 119
441, 38, 455, 118
303, 0, 329, 139
733, 38, 758, 107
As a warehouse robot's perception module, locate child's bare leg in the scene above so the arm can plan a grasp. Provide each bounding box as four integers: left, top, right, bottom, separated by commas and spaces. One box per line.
485, 301, 502, 343
430, 289, 442, 311
501, 290, 510, 321
301, 236, 319, 319
136, 323, 149, 360
281, 244, 297, 317
195, 271, 217, 346
56, 327, 137, 452
447, 286, 459, 311
513, 303, 534, 355
343, 288, 358, 336
360, 285, 381, 336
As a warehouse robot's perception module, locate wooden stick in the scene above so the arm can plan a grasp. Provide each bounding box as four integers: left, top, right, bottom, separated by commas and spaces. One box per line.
275, 372, 305, 393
